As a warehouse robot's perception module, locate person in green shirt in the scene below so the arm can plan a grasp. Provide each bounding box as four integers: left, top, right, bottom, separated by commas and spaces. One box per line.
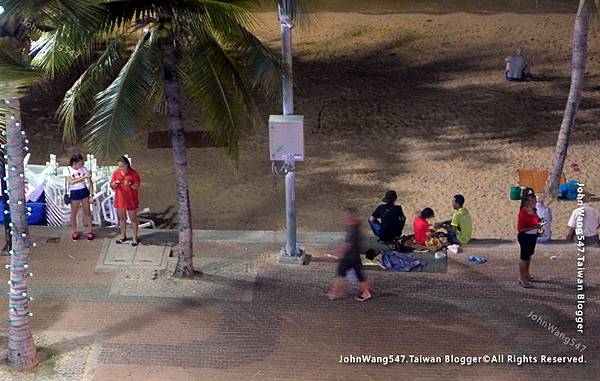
433, 194, 473, 245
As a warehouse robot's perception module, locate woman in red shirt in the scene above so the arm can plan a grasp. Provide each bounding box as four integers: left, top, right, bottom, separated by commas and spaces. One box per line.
110, 156, 141, 246
517, 188, 542, 288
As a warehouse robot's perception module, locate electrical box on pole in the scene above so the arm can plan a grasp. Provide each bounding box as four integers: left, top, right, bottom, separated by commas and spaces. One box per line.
269, 115, 304, 162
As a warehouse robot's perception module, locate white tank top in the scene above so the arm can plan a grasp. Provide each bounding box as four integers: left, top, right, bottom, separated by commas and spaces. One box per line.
65, 166, 90, 190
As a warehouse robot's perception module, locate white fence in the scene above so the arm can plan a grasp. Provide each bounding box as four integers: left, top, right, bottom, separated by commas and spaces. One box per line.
20, 154, 154, 229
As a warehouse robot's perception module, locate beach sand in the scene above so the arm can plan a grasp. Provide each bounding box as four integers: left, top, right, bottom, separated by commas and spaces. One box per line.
21, 1, 600, 239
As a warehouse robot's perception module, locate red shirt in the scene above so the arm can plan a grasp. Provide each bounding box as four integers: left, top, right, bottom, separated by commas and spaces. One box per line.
112, 168, 141, 210
413, 216, 430, 245
517, 207, 540, 232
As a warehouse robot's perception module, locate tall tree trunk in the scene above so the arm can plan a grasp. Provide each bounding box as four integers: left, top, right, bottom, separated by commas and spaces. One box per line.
542, 0, 590, 203
162, 36, 195, 277
5, 99, 38, 369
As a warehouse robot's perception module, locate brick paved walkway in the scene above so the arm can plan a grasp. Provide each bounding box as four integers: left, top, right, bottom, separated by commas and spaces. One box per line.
0, 228, 598, 380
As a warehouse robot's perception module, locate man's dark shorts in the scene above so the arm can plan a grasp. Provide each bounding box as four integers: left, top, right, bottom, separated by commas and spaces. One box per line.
337, 258, 365, 282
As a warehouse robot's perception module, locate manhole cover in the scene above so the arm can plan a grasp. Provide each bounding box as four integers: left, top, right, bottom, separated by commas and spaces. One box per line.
97, 239, 170, 269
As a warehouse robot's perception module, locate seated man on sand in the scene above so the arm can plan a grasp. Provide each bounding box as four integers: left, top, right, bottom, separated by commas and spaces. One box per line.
433, 194, 472, 245
369, 190, 406, 243
505, 48, 531, 82
566, 193, 600, 246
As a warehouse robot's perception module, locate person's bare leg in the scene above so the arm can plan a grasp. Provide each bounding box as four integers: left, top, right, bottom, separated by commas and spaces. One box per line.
82, 198, 92, 234
70, 201, 80, 232
525, 259, 532, 280
519, 260, 530, 286
117, 208, 127, 240
359, 281, 372, 299
327, 277, 345, 300
127, 210, 139, 242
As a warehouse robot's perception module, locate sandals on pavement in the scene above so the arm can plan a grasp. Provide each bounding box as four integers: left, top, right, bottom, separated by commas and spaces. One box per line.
354, 295, 373, 302
115, 237, 128, 244
519, 279, 533, 288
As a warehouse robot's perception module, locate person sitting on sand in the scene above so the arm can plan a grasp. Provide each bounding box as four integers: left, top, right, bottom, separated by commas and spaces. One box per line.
413, 207, 435, 246
566, 193, 600, 246
369, 190, 406, 243
433, 194, 472, 245
505, 48, 531, 82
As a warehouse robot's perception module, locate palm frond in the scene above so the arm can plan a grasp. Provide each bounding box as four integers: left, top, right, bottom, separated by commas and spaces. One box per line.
182, 7, 286, 100
146, 31, 167, 115
101, 0, 258, 37
99, 0, 161, 33
30, 31, 80, 77
1, 0, 103, 33
229, 25, 287, 98
57, 35, 127, 144
83, 33, 153, 162
186, 1, 258, 36
0, 40, 42, 98
182, 33, 262, 162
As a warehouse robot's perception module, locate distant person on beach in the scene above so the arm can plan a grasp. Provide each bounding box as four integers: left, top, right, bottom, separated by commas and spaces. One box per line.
327, 208, 372, 302
369, 190, 406, 243
413, 207, 435, 246
517, 188, 542, 288
66, 153, 94, 241
505, 48, 531, 82
566, 193, 600, 246
111, 156, 141, 246
433, 194, 472, 245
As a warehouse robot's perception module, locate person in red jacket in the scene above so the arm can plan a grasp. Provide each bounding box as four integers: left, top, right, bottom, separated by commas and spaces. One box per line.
517, 188, 543, 288
110, 156, 141, 246
413, 207, 435, 245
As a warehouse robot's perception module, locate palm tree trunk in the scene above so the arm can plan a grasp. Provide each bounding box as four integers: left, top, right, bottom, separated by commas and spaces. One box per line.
162, 36, 195, 277
5, 99, 38, 369
542, 0, 590, 203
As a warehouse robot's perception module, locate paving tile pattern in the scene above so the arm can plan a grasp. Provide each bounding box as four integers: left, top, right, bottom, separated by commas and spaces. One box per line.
0, 234, 597, 381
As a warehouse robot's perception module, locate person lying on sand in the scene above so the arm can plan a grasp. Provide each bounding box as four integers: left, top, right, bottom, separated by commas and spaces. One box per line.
505, 47, 532, 82
433, 194, 472, 246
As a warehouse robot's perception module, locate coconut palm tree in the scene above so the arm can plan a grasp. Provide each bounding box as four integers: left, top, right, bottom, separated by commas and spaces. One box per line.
542, 0, 595, 201
6, 0, 286, 277
43, 1, 285, 277
0, 51, 40, 371
1, 0, 113, 369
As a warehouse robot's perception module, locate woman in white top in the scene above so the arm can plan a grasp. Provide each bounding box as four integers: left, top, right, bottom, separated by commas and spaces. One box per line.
66, 154, 94, 240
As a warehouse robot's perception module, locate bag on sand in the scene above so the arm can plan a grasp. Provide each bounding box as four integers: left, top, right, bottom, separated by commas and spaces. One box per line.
425, 235, 448, 252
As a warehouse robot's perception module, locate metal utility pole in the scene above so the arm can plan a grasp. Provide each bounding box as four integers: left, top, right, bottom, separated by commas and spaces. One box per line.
279, 3, 300, 258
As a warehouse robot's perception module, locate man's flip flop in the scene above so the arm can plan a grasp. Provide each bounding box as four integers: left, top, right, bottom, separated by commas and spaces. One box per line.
353, 295, 372, 302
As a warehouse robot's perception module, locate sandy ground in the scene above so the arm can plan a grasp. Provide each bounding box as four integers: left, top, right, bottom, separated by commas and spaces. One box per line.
20, 1, 600, 239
